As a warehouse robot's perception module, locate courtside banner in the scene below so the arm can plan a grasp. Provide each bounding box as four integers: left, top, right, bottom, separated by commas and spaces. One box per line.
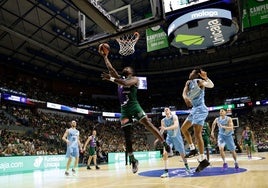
108, 151, 161, 164
0, 155, 67, 174
146, 26, 169, 52
242, 0, 268, 28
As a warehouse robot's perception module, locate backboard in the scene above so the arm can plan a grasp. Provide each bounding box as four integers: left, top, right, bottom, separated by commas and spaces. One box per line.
69, 0, 165, 48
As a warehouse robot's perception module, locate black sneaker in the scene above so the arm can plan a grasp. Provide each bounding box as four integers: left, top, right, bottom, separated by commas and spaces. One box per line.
96, 166, 100, 170
131, 159, 139, 174
185, 149, 199, 158
163, 142, 171, 153
65, 171, 69, 176
87, 166, 91, 170
195, 159, 210, 172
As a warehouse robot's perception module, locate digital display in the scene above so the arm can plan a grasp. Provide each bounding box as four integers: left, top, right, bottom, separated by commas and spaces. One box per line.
164, 0, 211, 14
137, 76, 147, 90
2, 93, 34, 105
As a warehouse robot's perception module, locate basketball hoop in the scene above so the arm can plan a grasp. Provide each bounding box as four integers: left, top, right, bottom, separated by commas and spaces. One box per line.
116, 32, 140, 56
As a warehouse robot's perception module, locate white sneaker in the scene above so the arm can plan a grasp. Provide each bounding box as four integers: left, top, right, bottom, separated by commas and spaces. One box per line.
72, 169, 76, 176
160, 172, 169, 178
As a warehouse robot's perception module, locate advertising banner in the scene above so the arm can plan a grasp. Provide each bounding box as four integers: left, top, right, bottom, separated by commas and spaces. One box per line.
0, 155, 67, 174
243, 0, 268, 28
108, 151, 161, 164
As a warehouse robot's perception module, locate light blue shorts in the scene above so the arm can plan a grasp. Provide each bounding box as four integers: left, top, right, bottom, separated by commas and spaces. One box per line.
66, 146, 80, 158
217, 134, 236, 151
186, 106, 208, 126
166, 135, 185, 155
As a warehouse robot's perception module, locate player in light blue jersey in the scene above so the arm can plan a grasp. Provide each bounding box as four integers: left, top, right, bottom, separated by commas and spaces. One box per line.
211, 108, 239, 170
159, 107, 191, 178
62, 120, 82, 176
181, 67, 214, 172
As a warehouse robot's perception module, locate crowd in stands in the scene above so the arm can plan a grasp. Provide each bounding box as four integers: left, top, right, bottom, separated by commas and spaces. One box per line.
0, 69, 267, 163
0, 104, 150, 162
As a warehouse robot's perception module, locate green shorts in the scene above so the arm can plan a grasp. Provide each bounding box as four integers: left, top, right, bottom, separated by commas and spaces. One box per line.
243, 140, 252, 147
203, 136, 210, 148
88, 147, 96, 156
121, 102, 146, 121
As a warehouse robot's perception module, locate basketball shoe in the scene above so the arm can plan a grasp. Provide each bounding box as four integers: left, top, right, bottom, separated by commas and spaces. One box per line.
235, 162, 239, 169
195, 159, 210, 172
223, 163, 228, 169
185, 149, 199, 158
131, 159, 139, 174
160, 171, 169, 178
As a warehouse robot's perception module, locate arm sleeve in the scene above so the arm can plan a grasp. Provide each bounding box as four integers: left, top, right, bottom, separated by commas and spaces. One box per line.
203, 78, 214, 88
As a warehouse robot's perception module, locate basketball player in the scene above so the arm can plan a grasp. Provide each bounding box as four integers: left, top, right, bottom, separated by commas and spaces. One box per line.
240, 126, 255, 159
99, 47, 170, 174
83, 129, 100, 170
211, 108, 239, 170
62, 120, 82, 176
181, 67, 214, 172
202, 122, 211, 162
160, 107, 191, 178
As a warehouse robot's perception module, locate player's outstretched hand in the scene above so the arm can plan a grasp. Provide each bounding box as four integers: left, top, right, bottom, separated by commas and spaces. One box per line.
101, 72, 110, 81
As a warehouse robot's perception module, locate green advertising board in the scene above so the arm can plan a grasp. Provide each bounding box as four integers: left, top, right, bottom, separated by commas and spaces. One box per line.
146, 26, 169, 52
243, 0, 268, 28
0, 155, 67, 174
108, 151, 161, 164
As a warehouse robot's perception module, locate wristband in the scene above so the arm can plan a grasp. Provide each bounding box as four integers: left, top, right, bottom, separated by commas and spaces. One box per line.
110, 77, 115, 82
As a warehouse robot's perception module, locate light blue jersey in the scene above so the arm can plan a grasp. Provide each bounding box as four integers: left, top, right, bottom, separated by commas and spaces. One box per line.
163, 115, 185, 155
187, 79, 205, 107
66, 128, 80, 158
217, 116, 234, 136
216, 116, 236, 151
186, 79, 208, 126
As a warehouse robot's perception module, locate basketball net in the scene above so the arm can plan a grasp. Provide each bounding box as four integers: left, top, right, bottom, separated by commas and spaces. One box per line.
116, 32, 140, 56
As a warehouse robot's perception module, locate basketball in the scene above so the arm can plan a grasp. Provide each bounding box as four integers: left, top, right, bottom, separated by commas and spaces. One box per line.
98, 43, 110, 55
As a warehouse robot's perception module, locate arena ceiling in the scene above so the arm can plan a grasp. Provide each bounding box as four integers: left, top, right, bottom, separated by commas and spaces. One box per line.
0, 0, 267, 92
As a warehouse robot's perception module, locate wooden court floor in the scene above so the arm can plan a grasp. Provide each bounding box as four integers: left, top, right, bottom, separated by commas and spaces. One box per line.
1, 152, 267, 188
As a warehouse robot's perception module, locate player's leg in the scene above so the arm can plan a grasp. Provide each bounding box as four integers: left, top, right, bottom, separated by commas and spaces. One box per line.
65, 157, 72, 175
65, 147, 72, 175
87, 155, 93, 169
160, 148, 169, 178
139, 114, 170, 152
173, 136, 191, 174
121, 118, 139, 173
71, 147, 80, 175
93, 153, 100, 169
203, 136, 210, 161
248, 141, 252, 159
218, 135, 228, 169
181, 116, 198, 158
226, 136, 239, 169
194, 124, 210, 172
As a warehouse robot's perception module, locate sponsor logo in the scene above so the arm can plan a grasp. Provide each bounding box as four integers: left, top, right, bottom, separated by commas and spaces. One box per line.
34, 156, 43, 168
175, 34, 205, 46
207, 19, 225, 45
191, 10, 218, 19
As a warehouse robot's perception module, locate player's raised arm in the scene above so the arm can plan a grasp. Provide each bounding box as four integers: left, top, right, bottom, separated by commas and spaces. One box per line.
98, 43, 120, 79
198, 70, 214, 88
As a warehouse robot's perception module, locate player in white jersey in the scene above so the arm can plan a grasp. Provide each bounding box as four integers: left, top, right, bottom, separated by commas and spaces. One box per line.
62, 120, 82, 176
181, 67, 214, 172
211, 108, 239, 169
